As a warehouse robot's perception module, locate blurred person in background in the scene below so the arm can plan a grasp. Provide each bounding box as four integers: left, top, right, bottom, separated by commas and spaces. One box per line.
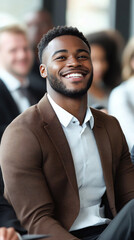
25, 9, 53, 89
108, 37, 134, 151
131, 145, 134, 164
0, 25, 45, 141
106, 29, 125, 62
25, 9, 53, 62
86, 31, 121, 110
0, 168, 27, 240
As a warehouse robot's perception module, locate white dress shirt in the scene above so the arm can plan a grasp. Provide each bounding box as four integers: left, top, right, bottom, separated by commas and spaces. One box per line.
48, 94, 111, 231
0, 69, 31, 113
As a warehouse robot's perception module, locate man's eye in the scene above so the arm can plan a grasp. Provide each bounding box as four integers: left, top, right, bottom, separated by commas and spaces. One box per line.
56, 56, 66, 60
78, 55, 87, 59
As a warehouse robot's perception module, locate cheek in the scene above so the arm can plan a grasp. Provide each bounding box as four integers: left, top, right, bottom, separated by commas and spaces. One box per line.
47, 62, 62, 75
7, 55, 16, 64
102, 61, 109, 74
130, 58, 134, 70
93, 59, 108, 74
27, 52, 34, 64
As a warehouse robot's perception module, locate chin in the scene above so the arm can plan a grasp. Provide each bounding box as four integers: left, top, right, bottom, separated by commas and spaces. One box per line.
17, 69, 30, 75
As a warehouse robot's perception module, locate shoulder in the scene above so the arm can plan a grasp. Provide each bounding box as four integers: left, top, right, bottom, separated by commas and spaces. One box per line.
110, 77, 134, 97
109, 82, 126, 99
91, 107, 129, 153
0, 79, 8, 92
1, 95, 54, 144
0, 105, 43, 167
91, 107, 124, 136
1, 104, 41, 145
91, 107, 118, 123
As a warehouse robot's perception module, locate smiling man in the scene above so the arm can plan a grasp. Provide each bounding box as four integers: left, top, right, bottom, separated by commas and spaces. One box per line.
1, 26, 134, 240
0, 25, 45, 141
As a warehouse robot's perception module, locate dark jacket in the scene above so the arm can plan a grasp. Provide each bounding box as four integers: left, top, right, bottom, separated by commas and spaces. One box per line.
0, 76, 46, 141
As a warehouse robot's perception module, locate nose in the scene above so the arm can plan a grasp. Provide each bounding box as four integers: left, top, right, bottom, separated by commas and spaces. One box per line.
66, 56, 81, 67
17, 49, 27, 59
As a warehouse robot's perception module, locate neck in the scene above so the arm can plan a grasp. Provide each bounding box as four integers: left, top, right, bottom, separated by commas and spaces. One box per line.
48, 89, 88, 125
13, 74, 27, 84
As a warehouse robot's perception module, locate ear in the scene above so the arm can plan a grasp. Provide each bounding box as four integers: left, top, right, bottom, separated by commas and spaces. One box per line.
40, 64, 47, 78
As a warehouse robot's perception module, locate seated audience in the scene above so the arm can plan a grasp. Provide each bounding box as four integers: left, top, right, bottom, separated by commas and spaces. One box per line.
106, 29, 125, 61
0, 25, 46, 141
131, 145, 134, 164
86, 31, 121, 109
1, 26, 134, 240
25, 9, 53, 60
25, 9, 53, 88
108, 37, 134, 151
0, 169, 26, 240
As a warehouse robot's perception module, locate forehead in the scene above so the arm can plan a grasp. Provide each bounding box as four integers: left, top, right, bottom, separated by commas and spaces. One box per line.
0, 32, 28, 47
43, 35, 90, 59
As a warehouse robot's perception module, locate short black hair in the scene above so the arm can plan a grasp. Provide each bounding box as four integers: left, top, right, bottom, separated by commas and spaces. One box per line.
38, 25, 90, 63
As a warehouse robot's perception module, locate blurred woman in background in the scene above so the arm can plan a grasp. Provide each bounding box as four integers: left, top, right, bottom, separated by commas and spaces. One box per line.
86, 31, 121, 109
108, 37, 134, 151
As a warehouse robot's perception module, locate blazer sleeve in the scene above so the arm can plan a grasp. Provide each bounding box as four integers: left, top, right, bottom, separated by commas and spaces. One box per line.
0, 124, 78, 240
0, 168, 27, 235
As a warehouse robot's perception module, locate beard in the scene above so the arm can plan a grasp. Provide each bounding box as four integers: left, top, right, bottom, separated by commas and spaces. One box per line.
47, 70, 93, 99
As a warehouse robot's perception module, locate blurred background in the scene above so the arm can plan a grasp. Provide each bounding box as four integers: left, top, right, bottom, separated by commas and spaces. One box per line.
0, 0, 133, 42
1, 0, 134, 152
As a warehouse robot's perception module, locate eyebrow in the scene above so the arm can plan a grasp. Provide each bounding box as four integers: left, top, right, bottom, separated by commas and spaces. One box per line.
52, 49, 67, 57
77, 49, 90, 54
52, 48, 90, 57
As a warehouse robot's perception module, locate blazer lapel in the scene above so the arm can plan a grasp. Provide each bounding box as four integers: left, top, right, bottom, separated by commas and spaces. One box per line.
38, 95, 79, 197
91, 109, 116, 215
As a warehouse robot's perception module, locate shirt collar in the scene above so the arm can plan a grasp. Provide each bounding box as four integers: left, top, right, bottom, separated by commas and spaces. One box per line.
47, 94, 94, 129
0, 68, 29, 91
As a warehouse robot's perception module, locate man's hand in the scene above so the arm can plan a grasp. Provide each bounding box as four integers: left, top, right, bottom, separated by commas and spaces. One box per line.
0, 227, 19, 240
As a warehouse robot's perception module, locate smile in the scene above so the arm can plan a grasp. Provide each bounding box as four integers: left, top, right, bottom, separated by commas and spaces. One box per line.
61, 69, 89, 79
64, 73, 83, 79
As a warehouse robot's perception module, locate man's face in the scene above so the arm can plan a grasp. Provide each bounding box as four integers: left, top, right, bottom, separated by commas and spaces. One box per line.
0, 32, 33, 78
40, 35, 93, 98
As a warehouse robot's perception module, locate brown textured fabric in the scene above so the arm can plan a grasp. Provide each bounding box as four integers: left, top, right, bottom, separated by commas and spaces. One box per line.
1, 94, 134, 240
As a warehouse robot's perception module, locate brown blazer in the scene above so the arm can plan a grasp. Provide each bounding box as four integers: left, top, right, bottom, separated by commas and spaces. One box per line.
1, 94, 134, 240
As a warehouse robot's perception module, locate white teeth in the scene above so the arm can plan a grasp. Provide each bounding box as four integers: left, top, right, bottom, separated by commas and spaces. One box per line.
65, 73, 83, 78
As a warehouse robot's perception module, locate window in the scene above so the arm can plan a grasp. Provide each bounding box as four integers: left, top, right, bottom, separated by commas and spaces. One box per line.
66, 0, 111, 34
0, 0, 43, 27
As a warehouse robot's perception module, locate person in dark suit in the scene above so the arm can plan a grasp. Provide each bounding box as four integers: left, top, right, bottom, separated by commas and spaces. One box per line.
0, 168, 26, 240
131, 146, 134, 164
0, 25, 46, 141
25, 9, 53, 90
1, 26, 134, 240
